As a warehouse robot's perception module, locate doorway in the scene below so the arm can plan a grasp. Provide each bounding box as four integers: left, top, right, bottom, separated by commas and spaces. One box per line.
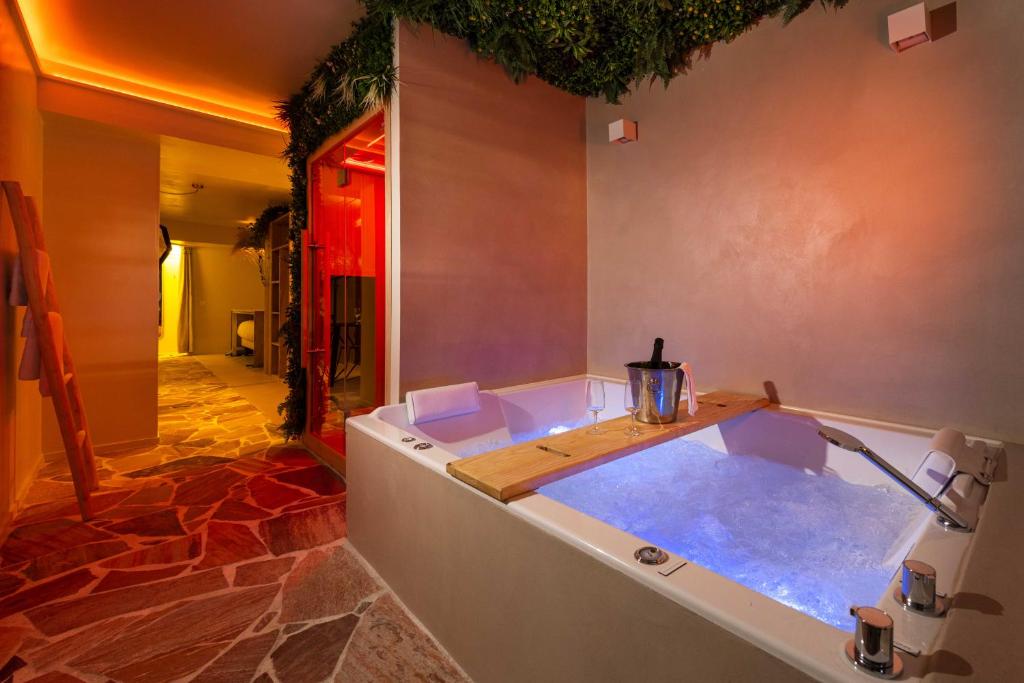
304, 112, 387, 457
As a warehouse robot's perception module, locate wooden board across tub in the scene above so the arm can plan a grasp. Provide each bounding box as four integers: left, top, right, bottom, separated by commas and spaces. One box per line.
447, 390, 770, 502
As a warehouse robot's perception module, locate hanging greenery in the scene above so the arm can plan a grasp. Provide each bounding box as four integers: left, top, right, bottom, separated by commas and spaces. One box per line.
372, 0, 850, 102
232, 203, 289, 286
275, 0, 851, 438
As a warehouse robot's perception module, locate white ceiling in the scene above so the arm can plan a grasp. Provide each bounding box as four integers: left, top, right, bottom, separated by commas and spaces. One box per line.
159, 135, 290, 236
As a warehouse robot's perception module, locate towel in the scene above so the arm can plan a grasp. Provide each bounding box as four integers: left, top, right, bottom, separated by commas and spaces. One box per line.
8, 250, 50, 306
682, 362, 698, 416
406, 381, 481, 425
19, 311, 66, 397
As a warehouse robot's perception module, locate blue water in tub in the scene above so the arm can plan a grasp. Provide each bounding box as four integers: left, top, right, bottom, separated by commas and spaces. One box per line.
534, 438, 927, 630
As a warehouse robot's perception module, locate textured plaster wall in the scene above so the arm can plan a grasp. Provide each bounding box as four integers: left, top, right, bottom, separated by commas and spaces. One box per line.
0, 0, 43, 527
587, 0, 1024, 441
396, 24, 588, 394
41, 114, 160, 455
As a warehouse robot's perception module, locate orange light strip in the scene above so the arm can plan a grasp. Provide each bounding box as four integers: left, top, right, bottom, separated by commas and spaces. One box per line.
14, 0, 287, 133
342, 158, 386, 173
42, 67, 285, 132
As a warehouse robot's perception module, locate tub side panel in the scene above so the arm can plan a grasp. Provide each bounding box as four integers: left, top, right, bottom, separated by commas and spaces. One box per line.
348, 428, 813, 683
926, 443, 1024, 682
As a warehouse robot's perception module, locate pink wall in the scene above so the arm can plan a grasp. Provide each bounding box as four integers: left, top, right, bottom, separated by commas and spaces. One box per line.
396, 24, 587, 394
587, 1, 1024, 441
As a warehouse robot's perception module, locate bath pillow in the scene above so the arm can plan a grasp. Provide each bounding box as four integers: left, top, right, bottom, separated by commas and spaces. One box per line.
406, 382, 481, 425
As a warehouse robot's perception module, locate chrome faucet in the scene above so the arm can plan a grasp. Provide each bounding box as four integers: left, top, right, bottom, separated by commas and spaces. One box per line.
894, 559, 949, 616
847, 606, 903, 678
816, 426, 972, 532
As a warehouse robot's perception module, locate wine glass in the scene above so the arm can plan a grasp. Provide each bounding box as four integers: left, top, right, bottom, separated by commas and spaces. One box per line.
585, 380, 605, 434
623, 379, 641, 437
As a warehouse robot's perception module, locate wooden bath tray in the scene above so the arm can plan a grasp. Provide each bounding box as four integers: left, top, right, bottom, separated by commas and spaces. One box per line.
447, 390, 770, 502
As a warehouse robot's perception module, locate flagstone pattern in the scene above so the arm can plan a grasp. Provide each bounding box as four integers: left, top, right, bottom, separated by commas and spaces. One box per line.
0, 358, 469, 682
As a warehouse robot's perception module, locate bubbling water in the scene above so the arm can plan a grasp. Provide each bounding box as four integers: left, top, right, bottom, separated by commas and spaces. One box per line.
538, 438, 926, 629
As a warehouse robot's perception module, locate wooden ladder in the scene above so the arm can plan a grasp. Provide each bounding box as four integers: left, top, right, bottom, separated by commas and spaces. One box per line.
3, 180, 98, 520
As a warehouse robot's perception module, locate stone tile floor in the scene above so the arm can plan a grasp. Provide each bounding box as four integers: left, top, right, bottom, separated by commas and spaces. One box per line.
0, 358, 469, 683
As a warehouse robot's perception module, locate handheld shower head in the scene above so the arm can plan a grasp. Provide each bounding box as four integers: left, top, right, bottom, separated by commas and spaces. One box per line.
817, 426, 867, 452
814, 424, 972, 531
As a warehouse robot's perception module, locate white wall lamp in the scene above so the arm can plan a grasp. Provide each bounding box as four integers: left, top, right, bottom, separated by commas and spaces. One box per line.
888, 2, 932, 52
608, 119, 638, 144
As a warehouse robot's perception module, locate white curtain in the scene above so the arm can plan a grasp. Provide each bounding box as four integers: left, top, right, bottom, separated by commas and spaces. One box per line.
177, 246, 194, 354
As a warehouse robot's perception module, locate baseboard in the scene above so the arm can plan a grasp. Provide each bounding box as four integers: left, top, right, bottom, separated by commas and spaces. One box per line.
301, 434, 346, 479
43, 436, 160, 462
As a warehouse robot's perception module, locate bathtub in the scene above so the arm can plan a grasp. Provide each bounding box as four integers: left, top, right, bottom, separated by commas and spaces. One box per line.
346, 376, 1000, 682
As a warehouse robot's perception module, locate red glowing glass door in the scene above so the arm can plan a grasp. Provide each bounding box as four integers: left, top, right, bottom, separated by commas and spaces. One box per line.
305, 114, 386, 454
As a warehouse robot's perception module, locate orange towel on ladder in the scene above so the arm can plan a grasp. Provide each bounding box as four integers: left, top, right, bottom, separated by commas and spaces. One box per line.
8, 250, 50, 305
10, 248, 64, 396
19, 311, 66, 397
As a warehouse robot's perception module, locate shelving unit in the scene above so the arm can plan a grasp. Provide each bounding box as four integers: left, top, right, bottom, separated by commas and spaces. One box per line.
265, 214, 290, 376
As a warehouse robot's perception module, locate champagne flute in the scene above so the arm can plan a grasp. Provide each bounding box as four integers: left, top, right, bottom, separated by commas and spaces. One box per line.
624, 379, 641, 437
585, 380, 605, 434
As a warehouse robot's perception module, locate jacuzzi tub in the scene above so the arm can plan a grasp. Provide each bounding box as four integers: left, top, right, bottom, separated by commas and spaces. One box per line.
347, 376, 1000, 682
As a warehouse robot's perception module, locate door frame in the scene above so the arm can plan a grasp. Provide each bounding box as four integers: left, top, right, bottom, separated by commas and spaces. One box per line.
300, 106, 398, 467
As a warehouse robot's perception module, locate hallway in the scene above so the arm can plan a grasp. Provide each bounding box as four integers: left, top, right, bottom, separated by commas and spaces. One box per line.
0, 359, 466, 682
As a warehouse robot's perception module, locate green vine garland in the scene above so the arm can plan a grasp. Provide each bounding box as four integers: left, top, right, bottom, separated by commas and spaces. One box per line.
232, 203, 288, 286
275, 0, 850, 438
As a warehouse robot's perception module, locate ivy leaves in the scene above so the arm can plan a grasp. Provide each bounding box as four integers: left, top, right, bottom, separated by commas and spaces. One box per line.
365, 0, 849, 103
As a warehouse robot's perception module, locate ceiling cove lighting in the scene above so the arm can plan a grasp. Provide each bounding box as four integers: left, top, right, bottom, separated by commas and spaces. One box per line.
341, 158, 386, 173
13, 1, 286, 132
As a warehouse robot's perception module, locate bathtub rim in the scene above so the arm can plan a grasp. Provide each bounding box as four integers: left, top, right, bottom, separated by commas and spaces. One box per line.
347, 375, 1000, 681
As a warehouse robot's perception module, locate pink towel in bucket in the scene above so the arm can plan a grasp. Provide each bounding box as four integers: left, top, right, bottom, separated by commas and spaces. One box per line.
682, 362, 698, 416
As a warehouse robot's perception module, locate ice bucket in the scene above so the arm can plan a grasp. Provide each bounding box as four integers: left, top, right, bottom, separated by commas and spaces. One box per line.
625, 362, 684, 424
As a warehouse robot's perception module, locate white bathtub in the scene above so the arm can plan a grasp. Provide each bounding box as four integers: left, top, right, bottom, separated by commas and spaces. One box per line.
347, 376, 999, 682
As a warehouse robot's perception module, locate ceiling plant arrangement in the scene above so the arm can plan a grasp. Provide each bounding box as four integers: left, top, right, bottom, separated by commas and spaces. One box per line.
275, 0, 851, 438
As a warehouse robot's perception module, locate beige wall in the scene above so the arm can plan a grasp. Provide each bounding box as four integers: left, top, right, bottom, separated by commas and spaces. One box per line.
190, 244, 264, 355
162, 218, 237, 246
0, 0, 43, 527
586, 0, 1024, 442
396, 24, 588, 394
41, 113, 160, 455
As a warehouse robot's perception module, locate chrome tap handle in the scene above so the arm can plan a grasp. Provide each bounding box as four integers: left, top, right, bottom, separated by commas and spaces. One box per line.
901, 560, 936, 611
849, 606, 896, 675
893, 558, 948, 616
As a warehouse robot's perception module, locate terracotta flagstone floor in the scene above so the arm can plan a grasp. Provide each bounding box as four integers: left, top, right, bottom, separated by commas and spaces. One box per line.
0, 358, 469, 683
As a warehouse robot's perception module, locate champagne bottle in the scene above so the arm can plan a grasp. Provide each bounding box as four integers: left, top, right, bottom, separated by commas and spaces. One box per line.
648, 338, 665, 369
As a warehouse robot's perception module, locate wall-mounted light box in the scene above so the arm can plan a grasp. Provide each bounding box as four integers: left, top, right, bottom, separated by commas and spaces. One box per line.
608, 119, 638, 144
888, 2, 932, 53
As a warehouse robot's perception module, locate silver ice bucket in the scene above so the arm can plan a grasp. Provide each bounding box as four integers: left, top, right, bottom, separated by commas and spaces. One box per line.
625, 362, 684, 424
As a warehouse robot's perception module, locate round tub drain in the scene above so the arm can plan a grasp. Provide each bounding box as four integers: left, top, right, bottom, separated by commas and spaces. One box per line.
634, 546, 669, 565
